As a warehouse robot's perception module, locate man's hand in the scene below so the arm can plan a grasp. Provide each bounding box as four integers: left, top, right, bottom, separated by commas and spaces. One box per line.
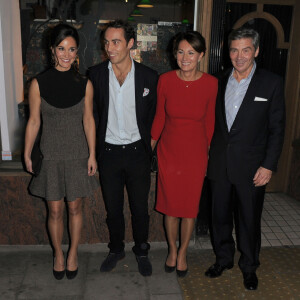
253, 167, 272, 187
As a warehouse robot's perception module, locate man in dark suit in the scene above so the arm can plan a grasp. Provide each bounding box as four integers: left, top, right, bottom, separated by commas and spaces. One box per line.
205, 27, 285, 290
89, 20, 158, 276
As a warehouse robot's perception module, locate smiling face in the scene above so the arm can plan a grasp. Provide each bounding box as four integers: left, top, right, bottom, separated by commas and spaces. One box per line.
52, 36, 78, 71
104, 27, 134, 66
229, 38, 259, 78
176, 40, 204, 73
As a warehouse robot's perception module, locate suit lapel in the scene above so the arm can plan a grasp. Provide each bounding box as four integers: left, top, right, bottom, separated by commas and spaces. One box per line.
220, 72, 230, 135
134, 61, 144, 123
102, 62, 109, 116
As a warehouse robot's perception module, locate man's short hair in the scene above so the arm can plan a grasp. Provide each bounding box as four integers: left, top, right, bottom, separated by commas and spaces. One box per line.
228, 27, 260, 50
104, 19, 135, 44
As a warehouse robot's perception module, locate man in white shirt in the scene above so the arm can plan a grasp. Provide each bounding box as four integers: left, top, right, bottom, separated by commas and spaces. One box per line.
89, 20, 158, 276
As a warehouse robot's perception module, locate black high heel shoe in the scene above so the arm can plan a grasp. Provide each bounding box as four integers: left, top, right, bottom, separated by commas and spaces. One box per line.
164, 263, 176, 273
53, 253, 65, 280
176, 256, 188, 278
176, 268, 188, 278
66, 268, 78, 280
53, 268, 65, 280
66, 254, 78, 280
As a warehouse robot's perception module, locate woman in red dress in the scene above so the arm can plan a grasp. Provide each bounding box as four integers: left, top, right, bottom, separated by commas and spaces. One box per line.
151, 31, 218, 277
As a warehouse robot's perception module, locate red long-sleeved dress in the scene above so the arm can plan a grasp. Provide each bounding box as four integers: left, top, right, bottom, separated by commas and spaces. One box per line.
151, 70, 218, 218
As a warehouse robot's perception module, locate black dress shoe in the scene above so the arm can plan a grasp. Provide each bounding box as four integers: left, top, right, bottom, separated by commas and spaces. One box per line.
100, 251, 125, 272
66, 268, 78, 280
176, 268, 188, 278
243, 272, 258, 290
136, 255, 152, 276
205, 263, 233, 278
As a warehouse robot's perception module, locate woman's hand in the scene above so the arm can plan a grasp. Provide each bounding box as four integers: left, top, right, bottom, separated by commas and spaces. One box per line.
151, 139, 157, 151
88, 156, 97, 176
24, 156, 33, 174
83, 80, 97, 177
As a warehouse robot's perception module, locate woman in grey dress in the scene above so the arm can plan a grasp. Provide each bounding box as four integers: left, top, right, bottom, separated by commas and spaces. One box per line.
24, 24, 98, 280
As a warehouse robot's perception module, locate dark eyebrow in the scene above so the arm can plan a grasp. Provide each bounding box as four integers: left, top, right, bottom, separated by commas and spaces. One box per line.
177, 48, 194, 52
230, 46, 252, 51
104, 39, 121, 42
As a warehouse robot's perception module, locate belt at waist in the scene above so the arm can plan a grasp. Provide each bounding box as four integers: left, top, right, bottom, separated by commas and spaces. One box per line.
104, 139, 144, 151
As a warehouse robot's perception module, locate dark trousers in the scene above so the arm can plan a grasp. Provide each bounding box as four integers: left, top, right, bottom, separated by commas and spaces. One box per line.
197, 177, 211, 228
99, 140, 151, 256
209, 177, 265, 273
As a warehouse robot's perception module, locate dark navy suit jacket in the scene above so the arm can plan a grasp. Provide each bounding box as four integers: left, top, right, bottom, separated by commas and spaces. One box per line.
207, 68, 285, 183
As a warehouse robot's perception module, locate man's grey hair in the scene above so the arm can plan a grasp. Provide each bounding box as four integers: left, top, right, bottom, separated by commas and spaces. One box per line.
228, 27, 260, 50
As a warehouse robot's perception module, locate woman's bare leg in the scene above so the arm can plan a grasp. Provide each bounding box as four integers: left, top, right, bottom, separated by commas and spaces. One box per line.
47, 199, 65, 271
177, 218, 195, 271
66, 197, 83, 270
164, 215, 179, 267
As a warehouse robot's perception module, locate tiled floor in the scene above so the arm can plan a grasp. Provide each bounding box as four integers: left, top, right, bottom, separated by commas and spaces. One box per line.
262, 193, 300, 247
195, 193, 300, 249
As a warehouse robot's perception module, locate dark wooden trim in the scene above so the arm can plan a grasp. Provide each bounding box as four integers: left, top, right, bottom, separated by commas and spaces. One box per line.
280, 0, 300, 192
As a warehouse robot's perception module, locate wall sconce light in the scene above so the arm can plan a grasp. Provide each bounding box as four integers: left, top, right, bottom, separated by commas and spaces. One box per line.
131, 8, 143, 17
137, 0, 154, 8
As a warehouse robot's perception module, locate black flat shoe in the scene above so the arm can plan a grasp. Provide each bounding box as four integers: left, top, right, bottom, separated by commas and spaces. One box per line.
100, 251, 125, 272
164, 263, 176, 273
176, 268, 188, 278
66, 268, 78, 280
243, 272, 258, 290
205, 263, 233, 278
136, 255, 152, 276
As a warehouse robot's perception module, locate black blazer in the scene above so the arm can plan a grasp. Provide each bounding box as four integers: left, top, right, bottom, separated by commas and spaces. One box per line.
89, 60, 158, 159
207, 67, 285, 184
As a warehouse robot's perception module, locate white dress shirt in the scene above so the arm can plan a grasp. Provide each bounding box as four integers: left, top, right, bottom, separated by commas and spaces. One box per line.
225, 62, 256, 130
105, 60, 141, 144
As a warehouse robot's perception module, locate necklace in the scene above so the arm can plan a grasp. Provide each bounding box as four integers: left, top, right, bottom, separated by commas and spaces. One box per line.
185, 81, 193, 88
177, 70, 200, 88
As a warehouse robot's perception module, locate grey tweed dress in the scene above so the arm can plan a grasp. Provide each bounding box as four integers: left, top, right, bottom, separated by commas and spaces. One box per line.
29, 68, 99, 201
